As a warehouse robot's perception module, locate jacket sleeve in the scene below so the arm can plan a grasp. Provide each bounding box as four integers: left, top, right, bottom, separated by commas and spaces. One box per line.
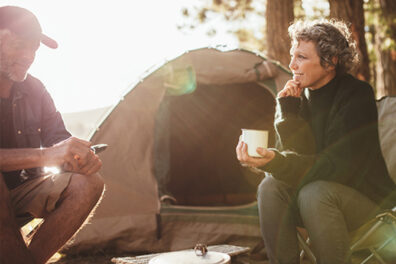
273, 96, 315, 154
40, 88, 71, 147
260, 83, 377, 188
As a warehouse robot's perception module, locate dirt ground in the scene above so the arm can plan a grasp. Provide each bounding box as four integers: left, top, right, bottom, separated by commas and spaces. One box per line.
51, 253, 382, 264
51, 253, 126, 264
50, 254, 112, 264
52, 254, 271, 264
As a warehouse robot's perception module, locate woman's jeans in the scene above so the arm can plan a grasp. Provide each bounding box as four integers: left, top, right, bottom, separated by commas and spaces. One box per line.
257, 175, 380, 264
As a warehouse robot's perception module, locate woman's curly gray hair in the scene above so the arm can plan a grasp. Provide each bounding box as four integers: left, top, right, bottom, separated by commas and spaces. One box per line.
288, 19, 359, 75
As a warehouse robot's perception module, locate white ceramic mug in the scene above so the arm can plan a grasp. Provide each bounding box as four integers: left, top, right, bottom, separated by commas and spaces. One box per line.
241, 129, 268, 157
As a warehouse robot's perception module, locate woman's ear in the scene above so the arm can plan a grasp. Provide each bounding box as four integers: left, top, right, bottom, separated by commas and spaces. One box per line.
332, 56, 338, 66
326, 56, 338, 72
332, 56, 338, 69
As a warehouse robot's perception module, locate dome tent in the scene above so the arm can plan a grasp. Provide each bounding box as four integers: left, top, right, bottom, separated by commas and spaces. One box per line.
64, 47, 291, 254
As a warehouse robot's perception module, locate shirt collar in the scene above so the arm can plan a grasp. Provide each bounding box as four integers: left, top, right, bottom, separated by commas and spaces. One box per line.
12, 75, 31, 99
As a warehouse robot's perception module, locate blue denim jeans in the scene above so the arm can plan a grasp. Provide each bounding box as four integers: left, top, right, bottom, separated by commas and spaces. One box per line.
257, 175, 380, 264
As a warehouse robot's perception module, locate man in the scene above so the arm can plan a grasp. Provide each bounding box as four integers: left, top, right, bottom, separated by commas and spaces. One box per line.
236, 20, 396, 263
0, 6, 104, 263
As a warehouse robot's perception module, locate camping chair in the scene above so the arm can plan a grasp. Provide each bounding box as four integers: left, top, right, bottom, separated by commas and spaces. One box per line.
298, 206, 396, 264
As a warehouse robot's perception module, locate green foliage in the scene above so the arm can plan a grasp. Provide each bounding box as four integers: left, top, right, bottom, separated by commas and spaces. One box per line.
363, 0, 396, 94
179, 0, 395, 95
294, 0, 306, 20
365, 0, 395, 55
299, 0, 329, 20
366, 0, 396, 51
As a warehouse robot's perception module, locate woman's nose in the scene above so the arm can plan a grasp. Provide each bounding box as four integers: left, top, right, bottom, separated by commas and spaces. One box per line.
289, 57, 297, 70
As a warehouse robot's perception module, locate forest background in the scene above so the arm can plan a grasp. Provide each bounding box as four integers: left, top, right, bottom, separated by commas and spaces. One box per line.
180, 0, 396, 98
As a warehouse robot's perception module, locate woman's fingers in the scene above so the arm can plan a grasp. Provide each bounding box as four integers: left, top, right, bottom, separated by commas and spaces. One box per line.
278, 89, 289, 98
278, 79, 302, 98
256, 147, 267, 158
292, 81, 302, 97
240, 142, 261, 167
236, 139, 243, 160
236, 138, 275, 168
237, 141, 250, 163
239, 142, 252, 167
241, 142, 251, 161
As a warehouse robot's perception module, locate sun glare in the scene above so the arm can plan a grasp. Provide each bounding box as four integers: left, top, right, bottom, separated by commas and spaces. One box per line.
44, 166, 61, 174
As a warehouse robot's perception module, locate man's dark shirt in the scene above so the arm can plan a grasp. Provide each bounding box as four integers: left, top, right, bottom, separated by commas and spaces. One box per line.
0, 89, 20, 189
0, 74, 71, 190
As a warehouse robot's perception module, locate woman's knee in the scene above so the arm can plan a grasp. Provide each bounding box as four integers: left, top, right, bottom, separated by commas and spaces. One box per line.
258, 175, 278, 199
297, 181, 338, 215
257, 175, 292, 206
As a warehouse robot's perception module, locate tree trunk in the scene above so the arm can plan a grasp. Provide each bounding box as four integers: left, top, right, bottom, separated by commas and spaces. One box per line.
266, 0, 294, 67
328, 0, 370, 82
376, 0, 396, 97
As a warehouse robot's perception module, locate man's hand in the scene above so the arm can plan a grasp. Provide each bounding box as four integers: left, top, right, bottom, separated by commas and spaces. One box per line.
45, 137, 102, 175
278, 80, 303, 98
236, 137, 275, 168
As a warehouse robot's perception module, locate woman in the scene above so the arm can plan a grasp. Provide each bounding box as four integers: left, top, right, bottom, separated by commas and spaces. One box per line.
236, 20, 396, 264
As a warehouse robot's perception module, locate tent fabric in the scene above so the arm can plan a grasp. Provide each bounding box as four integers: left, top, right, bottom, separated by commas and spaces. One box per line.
66, 76, 165, 253
62, 106, 112, 140
161, 48, 287, 87
158, 202, 261, 252
63, 47, 291, 254
377, 96, 396, 184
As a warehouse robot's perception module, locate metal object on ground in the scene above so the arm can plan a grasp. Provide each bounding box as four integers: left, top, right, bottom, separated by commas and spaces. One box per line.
194, 243, 208, 256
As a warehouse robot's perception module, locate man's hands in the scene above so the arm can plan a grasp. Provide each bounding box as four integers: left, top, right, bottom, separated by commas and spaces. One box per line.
236, 137, 275, 168
278, 80, 303, 98
45, 137, 102, 175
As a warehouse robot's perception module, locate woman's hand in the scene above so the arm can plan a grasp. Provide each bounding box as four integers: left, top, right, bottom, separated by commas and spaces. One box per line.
278, 80, 303, 98
236, 138, 275, 168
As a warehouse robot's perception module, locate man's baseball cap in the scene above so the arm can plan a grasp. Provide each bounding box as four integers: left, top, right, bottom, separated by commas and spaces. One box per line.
0, 6, 58, 49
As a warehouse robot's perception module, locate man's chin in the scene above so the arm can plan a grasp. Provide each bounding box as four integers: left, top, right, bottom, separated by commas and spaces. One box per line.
8, 72, 28, 82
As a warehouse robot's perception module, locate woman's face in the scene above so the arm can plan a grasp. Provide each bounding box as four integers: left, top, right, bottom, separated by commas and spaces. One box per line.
289, 40, 336, 90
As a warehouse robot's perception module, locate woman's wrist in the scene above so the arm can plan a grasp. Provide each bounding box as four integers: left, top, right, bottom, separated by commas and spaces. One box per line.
277, 96, 301, 114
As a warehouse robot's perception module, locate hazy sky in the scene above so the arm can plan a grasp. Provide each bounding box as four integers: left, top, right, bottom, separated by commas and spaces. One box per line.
2, 0, 238, 112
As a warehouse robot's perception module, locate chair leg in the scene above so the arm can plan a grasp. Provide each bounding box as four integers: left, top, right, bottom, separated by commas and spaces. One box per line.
297, 231, 317, 264
352, 209, 396, 264
370, 247, 387, 264
350, 221, 384, 251
300, 248, 306, 264
359, 247, 388, 264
